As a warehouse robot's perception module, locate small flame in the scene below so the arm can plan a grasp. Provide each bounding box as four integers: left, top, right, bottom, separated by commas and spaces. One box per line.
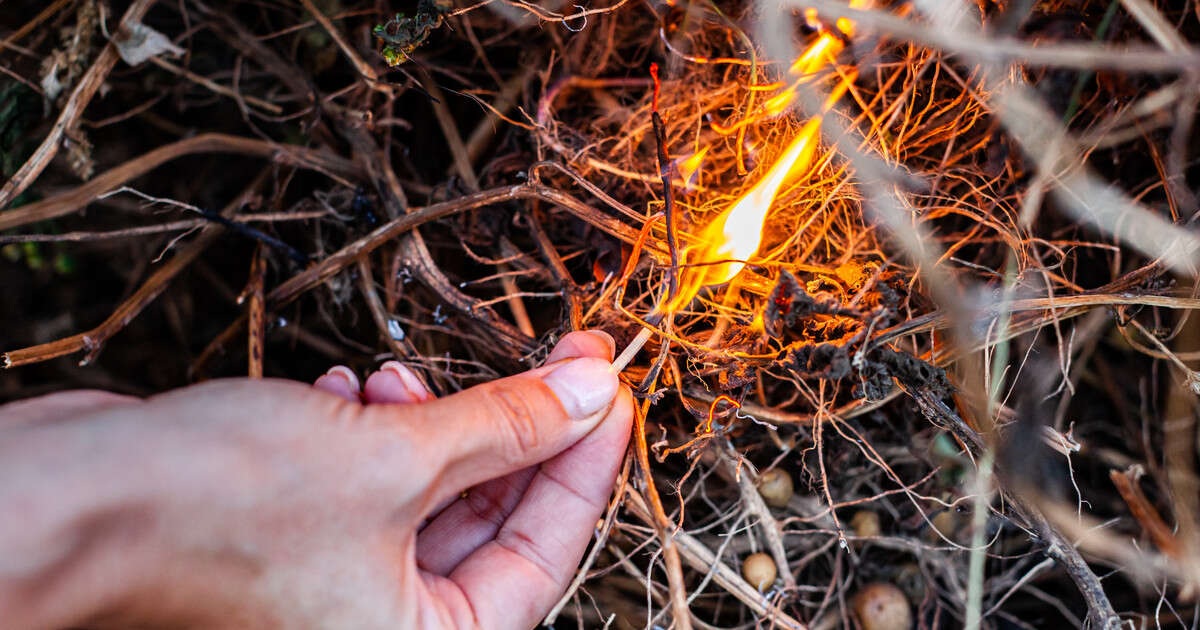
677, 146, 710, 192
667, 9, 859, 312
680, 118, 820, 296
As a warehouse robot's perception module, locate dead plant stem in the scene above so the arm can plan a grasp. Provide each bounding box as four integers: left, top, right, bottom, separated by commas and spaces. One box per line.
3, 172, 268, 368
0, 134, 356, 232
632, 397, 693, 630
244, 244, 267, 378
0, 0, 159, 209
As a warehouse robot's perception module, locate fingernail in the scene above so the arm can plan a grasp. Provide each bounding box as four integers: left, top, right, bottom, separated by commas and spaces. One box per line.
546, 329, 619, 364
325, 366, 360, 391
541, 357, 618, 420
585, 329, 616, 359
380, 361, 430, 401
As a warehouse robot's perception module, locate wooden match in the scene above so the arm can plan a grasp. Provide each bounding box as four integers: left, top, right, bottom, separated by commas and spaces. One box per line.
610, 326, 654, 373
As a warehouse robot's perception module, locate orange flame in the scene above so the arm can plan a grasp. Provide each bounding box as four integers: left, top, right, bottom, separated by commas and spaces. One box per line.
677, 145, 710, 192
666, 10, 858, 312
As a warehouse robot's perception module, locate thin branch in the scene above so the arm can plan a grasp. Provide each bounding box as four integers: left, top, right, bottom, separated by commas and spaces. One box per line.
3, 173, 268, 369
0, 0, 159, 208
0, 134, 357, 232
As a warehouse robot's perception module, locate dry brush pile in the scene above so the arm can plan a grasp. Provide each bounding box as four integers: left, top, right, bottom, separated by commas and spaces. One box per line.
3, 0, 1200, 628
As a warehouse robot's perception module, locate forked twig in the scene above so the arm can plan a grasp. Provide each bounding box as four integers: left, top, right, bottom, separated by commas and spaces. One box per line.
3, 172, 269, 369
0, 134, 357, 232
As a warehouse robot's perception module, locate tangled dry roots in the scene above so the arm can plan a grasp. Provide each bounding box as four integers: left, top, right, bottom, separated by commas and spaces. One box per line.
3, 0, 1200, 627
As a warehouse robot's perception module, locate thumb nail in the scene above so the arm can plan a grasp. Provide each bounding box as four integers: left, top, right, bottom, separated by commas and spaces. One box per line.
541, 357, 618, 420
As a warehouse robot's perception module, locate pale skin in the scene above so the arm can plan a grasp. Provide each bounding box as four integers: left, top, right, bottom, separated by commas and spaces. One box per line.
0, 330, 632, 629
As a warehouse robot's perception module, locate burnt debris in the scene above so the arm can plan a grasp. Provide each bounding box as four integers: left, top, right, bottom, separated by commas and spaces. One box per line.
762, 268, 950, 402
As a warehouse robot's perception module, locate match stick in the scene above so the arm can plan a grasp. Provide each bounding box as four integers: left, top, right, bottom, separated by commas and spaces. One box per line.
610, 326, 654, 373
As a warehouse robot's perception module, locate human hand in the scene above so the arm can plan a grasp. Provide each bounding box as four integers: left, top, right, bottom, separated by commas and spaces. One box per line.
0, 330, 632, 630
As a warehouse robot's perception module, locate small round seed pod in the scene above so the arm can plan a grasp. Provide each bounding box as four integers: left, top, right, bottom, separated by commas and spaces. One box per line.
742, 552, 777, 591
895, 562, 928, 605
925, 509, 960, 543
757, 468, 794, 508
851, 509, 881, 538
852, 582, 912, 630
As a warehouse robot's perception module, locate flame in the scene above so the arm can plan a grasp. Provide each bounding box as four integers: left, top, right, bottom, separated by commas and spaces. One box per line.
666, 9, 859, 312
677, 145, 710, 192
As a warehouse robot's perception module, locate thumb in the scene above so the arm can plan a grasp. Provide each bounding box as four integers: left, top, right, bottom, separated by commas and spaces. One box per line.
386, 357, 619, 497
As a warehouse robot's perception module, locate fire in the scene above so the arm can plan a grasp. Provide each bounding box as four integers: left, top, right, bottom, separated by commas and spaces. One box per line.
666, 10, 858, 312
677, 145, 710, 192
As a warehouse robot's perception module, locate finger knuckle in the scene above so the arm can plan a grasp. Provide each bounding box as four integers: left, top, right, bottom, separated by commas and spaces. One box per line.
483, 382, 545, 464
463, 483, 511, 528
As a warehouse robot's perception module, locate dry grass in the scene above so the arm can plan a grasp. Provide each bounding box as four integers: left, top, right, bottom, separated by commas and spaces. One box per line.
3, 0, 1200, 627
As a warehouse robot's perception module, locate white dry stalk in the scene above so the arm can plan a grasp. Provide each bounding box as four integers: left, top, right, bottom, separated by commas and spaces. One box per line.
746, 2, 1167, 627
994, 87, 1200, 277
778, 0, 1200, 73
964, 451, 995, 630
1119, 0, 1190, 53
782, 0, 1200, 277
